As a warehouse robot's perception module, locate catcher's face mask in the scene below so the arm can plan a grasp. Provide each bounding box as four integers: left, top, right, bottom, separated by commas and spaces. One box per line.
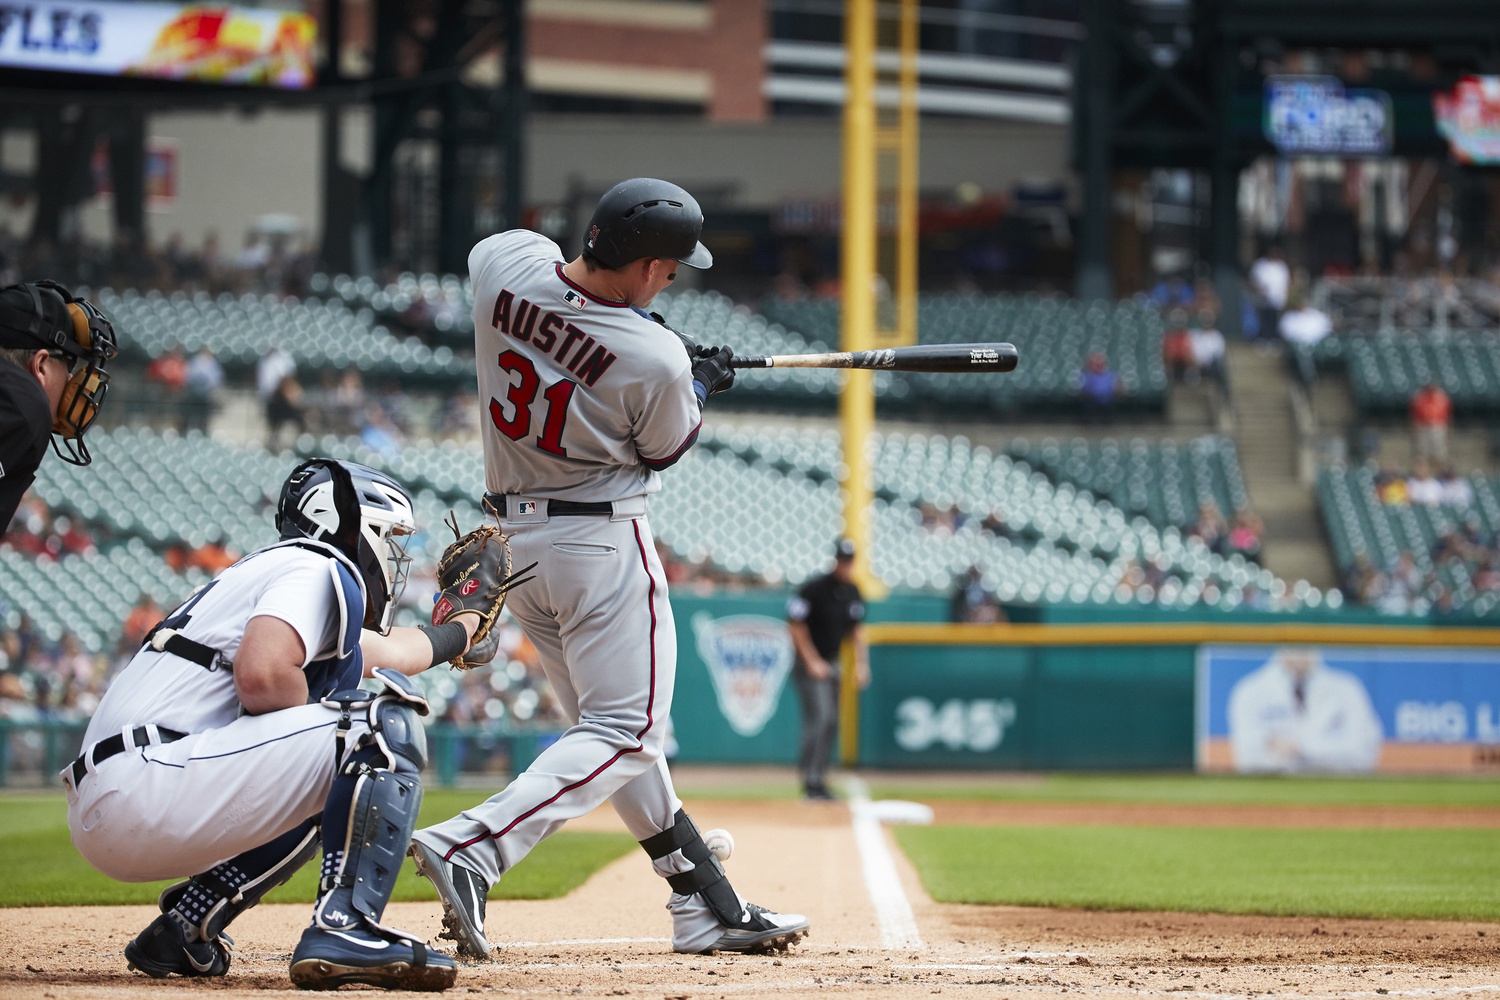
0, 281, 118, 465
364, 520, 414, 634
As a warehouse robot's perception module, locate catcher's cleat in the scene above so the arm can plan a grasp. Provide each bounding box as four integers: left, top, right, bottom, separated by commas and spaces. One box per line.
683, 903, 810, 956
409, 841, 492, 961
288, 925, 457, 991
124, 913, 233, 978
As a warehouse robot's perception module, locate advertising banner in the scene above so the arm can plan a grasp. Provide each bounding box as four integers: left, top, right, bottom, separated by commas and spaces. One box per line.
1433, 75, 1500, 165
1264, 75, 1392, 156
1197, 645, 1500, 774
0, 2, 315, 88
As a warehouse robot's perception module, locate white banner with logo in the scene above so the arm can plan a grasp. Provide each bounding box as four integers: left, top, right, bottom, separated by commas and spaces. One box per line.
0, 2, 315, 88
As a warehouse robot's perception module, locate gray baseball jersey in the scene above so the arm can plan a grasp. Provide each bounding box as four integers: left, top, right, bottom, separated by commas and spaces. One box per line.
413, 230, 731, 952
469, 230, 701, 501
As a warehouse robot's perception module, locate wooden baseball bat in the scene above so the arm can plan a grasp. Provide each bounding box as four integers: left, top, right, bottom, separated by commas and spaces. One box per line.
729, 342, 1018, 373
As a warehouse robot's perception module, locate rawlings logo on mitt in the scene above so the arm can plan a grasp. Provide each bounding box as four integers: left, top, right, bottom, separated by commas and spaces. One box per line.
433, 510, 537, 670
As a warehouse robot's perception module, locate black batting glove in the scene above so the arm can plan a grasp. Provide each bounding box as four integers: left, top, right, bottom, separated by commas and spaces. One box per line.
691, 345, 736, 398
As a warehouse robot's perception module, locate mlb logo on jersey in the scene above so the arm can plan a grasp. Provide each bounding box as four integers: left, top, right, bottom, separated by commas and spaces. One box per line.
517, 501, 537, 515
564, 289, 588, 311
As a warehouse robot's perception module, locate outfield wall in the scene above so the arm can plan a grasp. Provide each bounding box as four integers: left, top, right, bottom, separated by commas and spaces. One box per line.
670, 594, 1500, 774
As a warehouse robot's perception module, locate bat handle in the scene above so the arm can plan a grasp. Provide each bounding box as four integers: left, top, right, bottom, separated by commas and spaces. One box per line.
729, 356, 771, 369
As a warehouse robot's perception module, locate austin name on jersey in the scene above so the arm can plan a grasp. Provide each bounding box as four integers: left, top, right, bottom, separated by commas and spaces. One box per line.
490, 288, 617, 387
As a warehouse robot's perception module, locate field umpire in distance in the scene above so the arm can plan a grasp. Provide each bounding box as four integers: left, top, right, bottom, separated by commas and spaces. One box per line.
0, 280, 117, 528
787, 537, 869, 801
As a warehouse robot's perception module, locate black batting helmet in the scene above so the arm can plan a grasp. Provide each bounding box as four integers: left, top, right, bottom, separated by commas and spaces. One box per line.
583, 178, 713, 270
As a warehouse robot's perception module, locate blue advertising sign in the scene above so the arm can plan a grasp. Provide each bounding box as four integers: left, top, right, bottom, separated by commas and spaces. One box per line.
1197, 645, 1500, 774
1264, 76, 1392, 156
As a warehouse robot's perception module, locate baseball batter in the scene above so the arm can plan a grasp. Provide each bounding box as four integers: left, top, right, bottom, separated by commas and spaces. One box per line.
410, 178, 810, 958
66, 459, 502, 991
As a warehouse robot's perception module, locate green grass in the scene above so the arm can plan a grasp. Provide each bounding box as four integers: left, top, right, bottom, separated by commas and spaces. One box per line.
895, 824, 1500, 921
0, 789, 633, 907
865, 773, 1500, 807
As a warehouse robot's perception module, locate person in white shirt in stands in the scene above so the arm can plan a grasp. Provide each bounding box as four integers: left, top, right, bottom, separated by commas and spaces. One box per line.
1278, 293, 1332, 386
1406, 459, 1443, 506
1439, 469, 1474, 508
1187, 310, 1227, 390
1249, 245, 1290, 342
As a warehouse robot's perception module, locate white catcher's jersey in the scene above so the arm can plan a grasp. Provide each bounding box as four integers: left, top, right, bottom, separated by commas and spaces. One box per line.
470, 230, 701, 502
83, 544, 352, 743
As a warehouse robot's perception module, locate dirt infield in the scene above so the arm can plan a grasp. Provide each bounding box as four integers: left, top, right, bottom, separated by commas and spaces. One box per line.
2, 797, 1496, 999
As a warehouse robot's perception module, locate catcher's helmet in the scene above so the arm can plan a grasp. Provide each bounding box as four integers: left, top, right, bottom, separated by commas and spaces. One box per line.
583, 178, 713, 270
0, 280, 118, 466
275, 459, 417, 634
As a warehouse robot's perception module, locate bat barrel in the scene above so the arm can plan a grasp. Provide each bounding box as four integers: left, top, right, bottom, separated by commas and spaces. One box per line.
856, 343, 1018, 373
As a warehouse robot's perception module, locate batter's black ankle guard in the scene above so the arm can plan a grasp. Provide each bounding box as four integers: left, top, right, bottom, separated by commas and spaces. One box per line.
161, 819, 321, 942
639, 808, 747, 928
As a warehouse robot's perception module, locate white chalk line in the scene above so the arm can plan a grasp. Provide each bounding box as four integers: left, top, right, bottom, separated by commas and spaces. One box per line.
496, 936, 670, 947
845, 776, 924, 950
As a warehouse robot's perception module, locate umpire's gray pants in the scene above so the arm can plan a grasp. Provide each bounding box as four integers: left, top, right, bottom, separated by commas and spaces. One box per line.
793, 669, 839, 792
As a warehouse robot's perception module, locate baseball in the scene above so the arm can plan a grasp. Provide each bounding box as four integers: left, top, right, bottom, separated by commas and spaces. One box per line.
703, 828, 734, 862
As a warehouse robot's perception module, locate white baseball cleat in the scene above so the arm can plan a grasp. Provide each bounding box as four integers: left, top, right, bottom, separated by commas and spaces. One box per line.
409, 841, 492, 961
686, 902, 810, 955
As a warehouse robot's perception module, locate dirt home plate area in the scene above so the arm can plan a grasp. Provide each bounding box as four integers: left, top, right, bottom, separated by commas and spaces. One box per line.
2, 794, 1496, 999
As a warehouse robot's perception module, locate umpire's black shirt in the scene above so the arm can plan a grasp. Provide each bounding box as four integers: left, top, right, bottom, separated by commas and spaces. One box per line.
0, 360, 51, 530
789, 571, 865, 668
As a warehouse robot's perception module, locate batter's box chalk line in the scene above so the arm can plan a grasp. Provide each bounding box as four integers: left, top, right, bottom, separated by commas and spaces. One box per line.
845, 776, 927, 951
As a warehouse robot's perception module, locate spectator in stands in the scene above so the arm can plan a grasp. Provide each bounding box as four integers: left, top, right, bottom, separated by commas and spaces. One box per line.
1375, 467, 1410, 505
1077, 352, 1122, 422
255, 343, 295, 402
1407, 460, 1443, 506
185, 531, 238, 575
183, 346, 224, 433
1342, 555, 1383, 605
327, 368, 367, 435
120, 594, 162, 652
1190, 501, 1229, 555
265, 374, 305, 449
1228, 508, 1264, 563
1433, 528, 1472, 567
1249, 245, 1290, 342
1409, 381, 1453, 464
1161, 308, 1194, 383
979, 505, 1013, 540
50, 515, 94, 557
1278, 293, 1332, 386
1188, 311, 1228, 391
1148, 272, 1193, 309
1440, 468, 1474, 508
950, 566, 1006, 624
358, 405, 403, 457
1380, 551, 1423, 615
1475, 556, 1500, 593
145, 346, 190, 428
377, 380, 411, 434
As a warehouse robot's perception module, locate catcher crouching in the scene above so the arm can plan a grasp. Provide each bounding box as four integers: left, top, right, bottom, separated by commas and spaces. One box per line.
63, 459, 529, 991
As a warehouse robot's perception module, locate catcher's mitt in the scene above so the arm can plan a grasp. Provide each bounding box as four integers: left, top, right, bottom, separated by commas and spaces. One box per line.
432, 510, 536, 670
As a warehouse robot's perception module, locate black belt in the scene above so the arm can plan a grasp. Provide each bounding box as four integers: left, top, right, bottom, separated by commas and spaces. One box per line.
486, 492, 614, 516
68, 726, 186, 787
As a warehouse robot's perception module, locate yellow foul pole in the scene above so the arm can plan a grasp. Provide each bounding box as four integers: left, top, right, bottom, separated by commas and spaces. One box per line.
840, 0, 876, 588
897, 0, 919, 346
839, 0, 877, 766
